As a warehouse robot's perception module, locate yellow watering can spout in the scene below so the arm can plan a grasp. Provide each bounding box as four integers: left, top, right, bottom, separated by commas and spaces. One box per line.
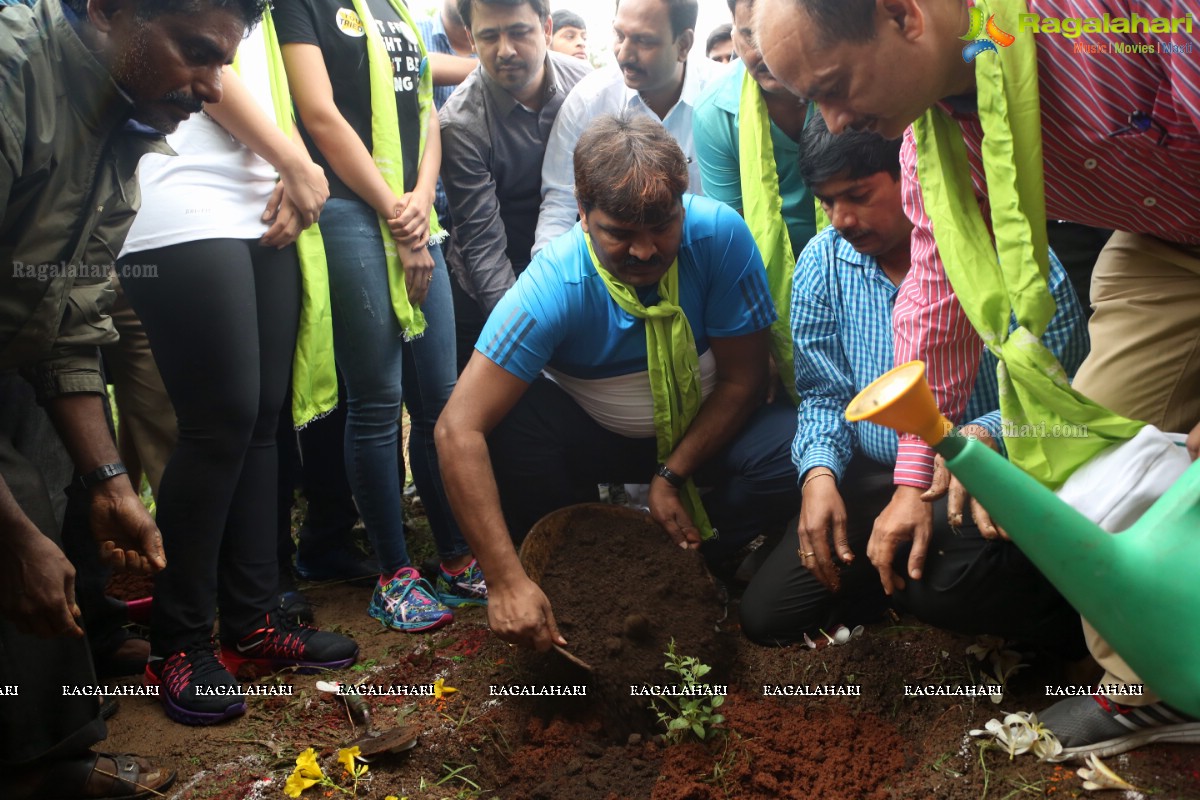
848, 362, 1200, 718
845, 361, 954, 446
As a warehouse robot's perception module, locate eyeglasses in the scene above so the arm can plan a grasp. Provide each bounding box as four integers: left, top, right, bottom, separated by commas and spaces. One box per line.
1110, 110, 1169, 147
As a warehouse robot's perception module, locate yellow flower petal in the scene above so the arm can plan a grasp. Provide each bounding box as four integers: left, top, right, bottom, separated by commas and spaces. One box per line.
433, 677, 457, 700
284, 771, 320, 798
293, 748, 324, 781
337, 746, 361, 775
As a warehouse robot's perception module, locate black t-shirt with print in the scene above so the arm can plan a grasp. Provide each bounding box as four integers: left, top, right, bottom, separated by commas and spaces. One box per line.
274, 0, 422, 201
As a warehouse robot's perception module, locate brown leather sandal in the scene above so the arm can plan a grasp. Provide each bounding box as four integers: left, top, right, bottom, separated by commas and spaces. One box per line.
13, 751, 176, 800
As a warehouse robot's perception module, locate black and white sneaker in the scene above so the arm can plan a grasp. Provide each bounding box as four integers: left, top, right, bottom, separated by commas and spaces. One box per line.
220, 610, 358, 677
1041, 694, 1200, 761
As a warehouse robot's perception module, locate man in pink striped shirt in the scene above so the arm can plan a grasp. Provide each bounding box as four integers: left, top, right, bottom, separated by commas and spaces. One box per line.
757, 0, 1200, 762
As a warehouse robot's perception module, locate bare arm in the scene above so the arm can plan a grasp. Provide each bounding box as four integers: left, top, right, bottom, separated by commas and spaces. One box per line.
281, 43, 399, 219
648, 330, 770, 546
435, 354, 529, 587
428, 52, 476, 86
203, 67, 329, 238
388, 107, 442, 248
46, 394, 166, 574
0, 473, 84, 637
661, 331, 768, 477
434, 354, 565, 650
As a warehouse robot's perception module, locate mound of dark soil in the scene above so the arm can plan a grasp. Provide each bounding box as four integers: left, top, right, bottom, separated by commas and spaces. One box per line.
527, 504, 730, 740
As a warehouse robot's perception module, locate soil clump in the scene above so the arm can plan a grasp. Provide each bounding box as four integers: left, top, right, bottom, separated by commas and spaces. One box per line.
524, 504, 730, 740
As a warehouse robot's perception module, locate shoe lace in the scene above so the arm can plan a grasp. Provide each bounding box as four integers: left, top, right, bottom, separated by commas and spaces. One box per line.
163, 644, 226, 698
1095, 695, 1131, 715
384, 574, 441, 615
260, 612, 320, 659
442, 563, 487, 592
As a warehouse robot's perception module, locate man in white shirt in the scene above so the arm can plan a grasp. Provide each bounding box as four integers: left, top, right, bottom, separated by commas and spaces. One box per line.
532, 0, 724, 254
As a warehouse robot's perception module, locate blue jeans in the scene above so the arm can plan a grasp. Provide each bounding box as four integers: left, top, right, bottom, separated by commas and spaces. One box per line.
320, 197, 468, 572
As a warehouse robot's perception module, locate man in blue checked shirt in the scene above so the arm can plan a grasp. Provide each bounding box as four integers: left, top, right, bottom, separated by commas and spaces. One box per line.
740, 114, 1090, 653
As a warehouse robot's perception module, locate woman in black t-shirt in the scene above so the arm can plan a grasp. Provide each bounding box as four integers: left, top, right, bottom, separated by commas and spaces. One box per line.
275, 0, 487, 632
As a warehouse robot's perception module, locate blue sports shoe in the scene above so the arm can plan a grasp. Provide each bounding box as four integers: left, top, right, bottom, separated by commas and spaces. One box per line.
369, 567, 454, 633
435, 559, 488, 608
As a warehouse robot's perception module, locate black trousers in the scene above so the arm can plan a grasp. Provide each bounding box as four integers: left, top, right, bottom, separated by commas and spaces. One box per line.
489, 378, 800, 561
740, 456, 1088, 658
0, 372, 104, 766
121, 239, 299, 652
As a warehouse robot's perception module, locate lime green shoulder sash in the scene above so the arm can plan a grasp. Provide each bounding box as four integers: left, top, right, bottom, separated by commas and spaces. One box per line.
737, 69, 800, 404
351, 0, 446, 341
238, 9, 337, 429
910, 0, 1141, 488
586, 236, 715, 540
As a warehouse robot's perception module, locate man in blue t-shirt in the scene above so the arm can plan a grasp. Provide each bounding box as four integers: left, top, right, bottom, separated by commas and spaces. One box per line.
436, 114, 798, 651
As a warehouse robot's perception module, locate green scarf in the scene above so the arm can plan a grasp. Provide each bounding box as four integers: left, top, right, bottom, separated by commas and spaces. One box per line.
911, 0, 1142, 488
350, 0, 445, 340
585, 235, 715, 540
235, 9, 337, 429
737, 68, 799, 404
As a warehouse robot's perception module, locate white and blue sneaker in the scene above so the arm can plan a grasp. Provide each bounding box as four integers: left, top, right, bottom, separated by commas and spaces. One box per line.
368, 567, 454, 633
435, 559, 488, 608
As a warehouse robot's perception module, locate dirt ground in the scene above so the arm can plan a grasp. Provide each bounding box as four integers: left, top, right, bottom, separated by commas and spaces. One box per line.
100, 510, 1200, 800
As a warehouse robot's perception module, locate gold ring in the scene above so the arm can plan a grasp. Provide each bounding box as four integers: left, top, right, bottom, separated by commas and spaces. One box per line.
798, 550, 815, 560
426, 274, 433, 284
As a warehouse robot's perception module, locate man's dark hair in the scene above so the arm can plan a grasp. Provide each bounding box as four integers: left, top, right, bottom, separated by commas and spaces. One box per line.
615, 0, 698, 39
575, 114, 689, 225
64, 0, 266, 26
550, 8, 586, 32
796, 0, 877, 43
797, 112, 901, 188
459, 0, 551, 30
705, 22, 731, 57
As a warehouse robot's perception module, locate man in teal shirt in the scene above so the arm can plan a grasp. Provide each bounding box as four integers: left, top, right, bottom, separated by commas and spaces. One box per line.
692, 0, 814, 256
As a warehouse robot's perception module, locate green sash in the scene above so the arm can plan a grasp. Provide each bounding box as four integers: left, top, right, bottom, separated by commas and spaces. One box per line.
235, 9, 337, 429
910, 0, 1142, 488
585, 235, 715, 539
737, 68, 799, 404
351, 0, 445, 341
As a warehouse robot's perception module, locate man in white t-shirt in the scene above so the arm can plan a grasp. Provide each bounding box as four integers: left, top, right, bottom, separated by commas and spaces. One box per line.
532, 0, 725, 254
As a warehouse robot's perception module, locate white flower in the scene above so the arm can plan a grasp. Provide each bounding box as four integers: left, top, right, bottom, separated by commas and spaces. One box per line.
969, 711, 1062, 761
1076, 753, 1141, 792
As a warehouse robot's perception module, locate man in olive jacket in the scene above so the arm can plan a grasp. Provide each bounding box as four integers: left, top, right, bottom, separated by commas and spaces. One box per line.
2, 0, 262, 796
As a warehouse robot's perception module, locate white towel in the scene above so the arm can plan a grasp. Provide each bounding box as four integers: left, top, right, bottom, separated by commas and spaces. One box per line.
1054, 426, 1192, 533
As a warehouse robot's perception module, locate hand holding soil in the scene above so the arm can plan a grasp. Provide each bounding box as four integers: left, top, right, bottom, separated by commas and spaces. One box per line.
647, 479, 702, 549
797, 473, 851, 592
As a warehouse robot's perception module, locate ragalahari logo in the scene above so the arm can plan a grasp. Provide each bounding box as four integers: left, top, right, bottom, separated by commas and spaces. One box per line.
962, 6, 1015, 62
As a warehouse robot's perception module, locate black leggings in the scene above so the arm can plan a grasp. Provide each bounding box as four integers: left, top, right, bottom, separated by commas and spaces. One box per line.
120, 239, 299, 654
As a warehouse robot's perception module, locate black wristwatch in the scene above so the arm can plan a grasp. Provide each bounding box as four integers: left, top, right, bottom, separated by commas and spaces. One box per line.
75, 462, 129, 492
654, 462, 687, 489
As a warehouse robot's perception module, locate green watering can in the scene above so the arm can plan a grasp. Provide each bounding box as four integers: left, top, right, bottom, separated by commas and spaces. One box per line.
846, 361, 1200, 718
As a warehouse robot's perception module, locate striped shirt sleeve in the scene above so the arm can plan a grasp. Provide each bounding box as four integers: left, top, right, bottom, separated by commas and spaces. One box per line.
893, 129, 983, 489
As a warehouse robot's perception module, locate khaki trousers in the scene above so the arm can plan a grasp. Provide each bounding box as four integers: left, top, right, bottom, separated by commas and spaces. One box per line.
101, 276, 176, 498
1071, 231, 1200, 706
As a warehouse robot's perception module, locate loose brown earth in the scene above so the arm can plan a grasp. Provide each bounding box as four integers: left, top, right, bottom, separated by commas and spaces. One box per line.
101, 506, 1200, 800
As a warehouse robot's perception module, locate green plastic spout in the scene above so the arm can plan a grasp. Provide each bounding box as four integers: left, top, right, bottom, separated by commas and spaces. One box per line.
935, 437, 1200, 718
